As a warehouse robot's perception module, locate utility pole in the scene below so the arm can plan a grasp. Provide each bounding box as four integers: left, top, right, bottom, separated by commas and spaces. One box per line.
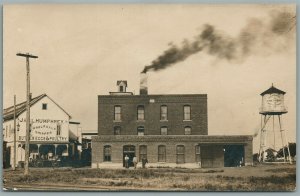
16, 53, 38, 175
13, 95, 16, 171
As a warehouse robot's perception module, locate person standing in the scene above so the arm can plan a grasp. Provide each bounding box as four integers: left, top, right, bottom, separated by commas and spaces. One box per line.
133, 156, 138, 169
124, 155, 129, 168
142, 157, 148, 168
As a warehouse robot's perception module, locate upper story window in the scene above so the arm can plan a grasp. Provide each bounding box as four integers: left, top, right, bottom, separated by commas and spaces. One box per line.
183, 105, 191, 120
57, 123, 61, 135
114, 126, 121, 135
161, 126, 168, 135
137, 105, 145, 120
114, 106, 121, 121
184, 126, 191, 135
160, 105, 168, 121
42, 103, 47, 110
137, 126, 145, 136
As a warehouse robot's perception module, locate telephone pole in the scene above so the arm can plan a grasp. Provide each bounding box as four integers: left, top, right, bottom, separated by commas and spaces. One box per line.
16, 53, 38, 175
12, 95, 16, 171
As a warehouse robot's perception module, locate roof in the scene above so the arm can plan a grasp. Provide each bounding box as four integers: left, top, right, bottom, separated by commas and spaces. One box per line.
82, 130, 98, 135
260, 85, 286, 96
117, 80, 127, 86
3, 94, 71, 121
69, 121, 80, 125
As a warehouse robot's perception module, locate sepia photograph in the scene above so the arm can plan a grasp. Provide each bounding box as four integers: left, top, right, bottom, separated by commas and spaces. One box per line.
2, 3, 296, 191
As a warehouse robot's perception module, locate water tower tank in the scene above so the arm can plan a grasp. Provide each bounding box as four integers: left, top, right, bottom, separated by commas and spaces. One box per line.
259, 84, 287, 115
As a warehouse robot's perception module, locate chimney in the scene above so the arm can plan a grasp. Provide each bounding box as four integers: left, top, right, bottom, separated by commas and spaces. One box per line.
140, 73, 148, 95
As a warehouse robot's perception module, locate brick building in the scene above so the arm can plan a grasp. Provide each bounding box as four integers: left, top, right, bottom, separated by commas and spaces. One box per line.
92, 80, 253, 168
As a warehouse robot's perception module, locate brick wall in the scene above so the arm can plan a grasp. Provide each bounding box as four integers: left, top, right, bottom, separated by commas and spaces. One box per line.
91, 135, 253, 168
92, 140, 200, 164
98, 94, 208, 136
244, 140, 253, 166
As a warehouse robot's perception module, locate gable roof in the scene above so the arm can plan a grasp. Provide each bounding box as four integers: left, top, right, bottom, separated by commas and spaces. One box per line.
260, 85, 286, 96
3, 94, 71, 122
117, 80, 127, 86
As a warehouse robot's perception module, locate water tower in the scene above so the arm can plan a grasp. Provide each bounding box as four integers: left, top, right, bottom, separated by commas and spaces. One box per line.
258, 84, 291, 163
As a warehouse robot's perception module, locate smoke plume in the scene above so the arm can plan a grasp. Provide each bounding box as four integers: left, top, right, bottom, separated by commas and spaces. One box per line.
141, 10, 295, 73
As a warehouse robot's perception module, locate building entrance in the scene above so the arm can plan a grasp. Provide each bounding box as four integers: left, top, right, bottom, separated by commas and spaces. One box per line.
201, 145, 224, 168
224, 145, 245, 167
123, 145, 135, 167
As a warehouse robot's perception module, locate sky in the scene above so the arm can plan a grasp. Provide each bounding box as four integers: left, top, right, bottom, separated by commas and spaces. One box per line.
3, 4, 296, 153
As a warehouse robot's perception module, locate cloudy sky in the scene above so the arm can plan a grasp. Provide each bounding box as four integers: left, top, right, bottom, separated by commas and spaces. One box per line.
3, 4, 296, 153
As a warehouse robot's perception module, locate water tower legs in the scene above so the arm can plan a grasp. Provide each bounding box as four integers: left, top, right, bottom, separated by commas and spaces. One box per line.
258, 114, 292, 163
258, 115, 270, 162
278, 115, 292, 164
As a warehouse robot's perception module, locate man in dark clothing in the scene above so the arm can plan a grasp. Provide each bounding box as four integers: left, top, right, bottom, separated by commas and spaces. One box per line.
142, 157, 148, 168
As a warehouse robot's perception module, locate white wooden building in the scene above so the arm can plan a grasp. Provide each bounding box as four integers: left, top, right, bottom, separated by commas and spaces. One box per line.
3, 94, 72, 168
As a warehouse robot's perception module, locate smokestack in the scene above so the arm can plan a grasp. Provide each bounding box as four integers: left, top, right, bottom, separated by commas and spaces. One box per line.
140, 73, 148, 95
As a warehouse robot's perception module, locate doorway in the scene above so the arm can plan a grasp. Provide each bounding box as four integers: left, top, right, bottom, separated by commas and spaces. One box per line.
224, 145, 245, 167
123, 145, 135, 167
201, 145, 224, 168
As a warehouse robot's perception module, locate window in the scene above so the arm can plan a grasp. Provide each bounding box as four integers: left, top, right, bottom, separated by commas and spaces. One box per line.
161, 127, 168, 135
158, 145, 166, 162
42, 103, 47, 110
160, 105, 168, 120
114, 106, 121, 121
176, 145, 185, 164
114, 126, 121, 135
139, 145, 147, 161
195, 145, 201, 162
104, 145, 111, 162
119, 85, 124, 92
137, 105, 145, 120
184, 126, 191, 135
56, 124, 61, 135
137, 126, 144, 136
183, 105, 191, 120
5, 126, 8, 138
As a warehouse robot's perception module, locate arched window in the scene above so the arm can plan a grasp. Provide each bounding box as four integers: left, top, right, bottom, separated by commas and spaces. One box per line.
139, 145, 147, 161
195, 145, 201, 162
176, 145, 185, 164
183, 105, 191, 120
184, 126, 191, 135
160, 105, 168, 120
137, 126, 145, 136
158, 145, 166, 162
114, 126, 121, 135
104, 145, 111, 162
137, 105, 145, 120
160, 126, 168, 135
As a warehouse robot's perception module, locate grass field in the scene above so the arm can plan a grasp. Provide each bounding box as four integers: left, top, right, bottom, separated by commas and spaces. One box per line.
3, 163, 296, 191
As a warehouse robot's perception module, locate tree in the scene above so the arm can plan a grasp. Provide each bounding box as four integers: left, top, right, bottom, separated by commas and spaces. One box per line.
265, 148, 276, 162
253, 153, 259, 162
276, 143, 296, 158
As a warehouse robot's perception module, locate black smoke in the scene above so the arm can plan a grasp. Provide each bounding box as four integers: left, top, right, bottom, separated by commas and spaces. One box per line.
141, 10, 295, 74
